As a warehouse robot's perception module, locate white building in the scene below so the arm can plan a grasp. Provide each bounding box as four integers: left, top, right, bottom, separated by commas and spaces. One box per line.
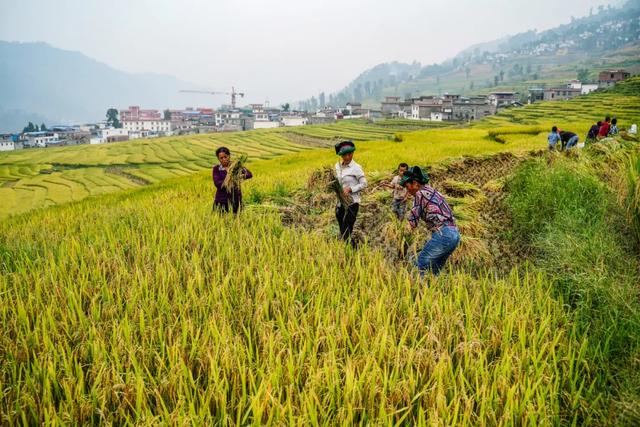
90, 128, 129, 145
345, 102, 362, 115
253, 121, 281, 129
281, 116, 308, 127
0, 140, 15, 151
568, 79, 582, 89
251, 104, 268, 121
215, 111, 242, 127
128, 130, 152, 140
567, 80, 598, 95
24, 132, 59, 148
581, 84, 599, 95
122, 120, 173, 135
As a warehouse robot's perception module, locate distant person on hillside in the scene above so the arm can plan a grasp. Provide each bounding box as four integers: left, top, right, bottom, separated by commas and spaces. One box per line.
560, 130, 579, 150
383, 162, 409, 220
212, 147, 253, 214
598, 116, 611, 139
335, 140, 367, 247
587, 121, 601, 143
401, 166, 459, 277
548, 126, 561, 150
609, 118, 619, 136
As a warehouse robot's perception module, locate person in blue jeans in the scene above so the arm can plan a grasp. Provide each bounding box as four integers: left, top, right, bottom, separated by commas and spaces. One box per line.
401, 166, 460, 276
560, 130, 579, 150
548, 126, 561, 151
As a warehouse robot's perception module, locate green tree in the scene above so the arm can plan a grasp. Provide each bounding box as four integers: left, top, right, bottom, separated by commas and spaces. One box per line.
40, 123, 47, 131
163, 109, 171, 120
577, 69, 590, 82
106, 108, 121, 128
23, 122, 37, 133
281, 103, 290, 112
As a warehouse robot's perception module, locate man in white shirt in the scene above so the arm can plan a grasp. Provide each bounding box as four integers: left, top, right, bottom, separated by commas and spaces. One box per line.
334, 140, 367, 246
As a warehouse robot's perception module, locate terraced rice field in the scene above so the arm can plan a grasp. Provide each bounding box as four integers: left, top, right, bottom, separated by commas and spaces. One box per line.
2, 78, 640, 425
0, 120, 457, 219
285, 118, 452, 141
480, 80, 640, 129
2, 81, 638, 220
0, 130, 318, 218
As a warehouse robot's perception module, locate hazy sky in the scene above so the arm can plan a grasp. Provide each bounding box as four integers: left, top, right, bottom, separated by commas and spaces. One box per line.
0, 0, 613, 105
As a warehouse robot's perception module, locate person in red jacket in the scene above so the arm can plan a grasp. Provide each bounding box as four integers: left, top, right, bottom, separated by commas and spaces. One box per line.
598, 116, 611, 139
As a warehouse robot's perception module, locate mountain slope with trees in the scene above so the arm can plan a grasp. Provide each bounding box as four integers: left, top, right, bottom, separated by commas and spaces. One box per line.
299, 0, 640, 109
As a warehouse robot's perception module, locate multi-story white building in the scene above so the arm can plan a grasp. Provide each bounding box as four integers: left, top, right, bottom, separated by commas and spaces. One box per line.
90, 128, 129, 144
23, 132, 59, 148
488, 92, 517, 108
215, 111, 242, 127
122, 120, 173, 135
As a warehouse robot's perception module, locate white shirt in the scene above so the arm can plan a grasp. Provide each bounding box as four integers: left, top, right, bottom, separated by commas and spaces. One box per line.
335, 160, 367, 204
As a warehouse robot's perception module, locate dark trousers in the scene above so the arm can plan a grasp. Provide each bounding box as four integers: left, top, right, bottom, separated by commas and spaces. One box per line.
213, 198, 241, 214
336, 203, 359, 245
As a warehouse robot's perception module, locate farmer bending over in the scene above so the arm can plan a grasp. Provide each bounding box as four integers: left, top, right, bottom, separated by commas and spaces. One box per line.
335, 140, 367, 246
212, 146, 252, 214
401, 166, 460, 276
559, 130, 579, 150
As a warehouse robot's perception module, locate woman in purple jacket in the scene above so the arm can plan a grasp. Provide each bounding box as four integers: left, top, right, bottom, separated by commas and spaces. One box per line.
212, 147, 252, 213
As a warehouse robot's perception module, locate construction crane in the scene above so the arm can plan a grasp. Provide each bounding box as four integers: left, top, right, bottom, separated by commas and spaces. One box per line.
179, 87, 245, 109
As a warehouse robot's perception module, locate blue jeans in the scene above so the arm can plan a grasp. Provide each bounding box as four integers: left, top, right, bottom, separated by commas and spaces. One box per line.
416, 226, 460, 276
565, 135, 579, 149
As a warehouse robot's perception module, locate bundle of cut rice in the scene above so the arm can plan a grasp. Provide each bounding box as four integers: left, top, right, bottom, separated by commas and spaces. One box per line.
307, 166, 353, 207
222, 155, 249, 192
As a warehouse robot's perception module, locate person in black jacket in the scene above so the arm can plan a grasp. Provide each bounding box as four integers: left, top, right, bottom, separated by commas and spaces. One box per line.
586, 121, 601, 143
560, 131, 579, 150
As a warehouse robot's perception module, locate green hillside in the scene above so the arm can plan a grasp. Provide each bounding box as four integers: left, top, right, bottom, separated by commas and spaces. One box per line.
303, 1, 640, 109
1, 79, 640, 424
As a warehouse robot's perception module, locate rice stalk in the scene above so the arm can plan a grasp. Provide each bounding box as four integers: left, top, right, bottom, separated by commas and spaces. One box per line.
307, 166, 353, 207
222, 154, 249, 192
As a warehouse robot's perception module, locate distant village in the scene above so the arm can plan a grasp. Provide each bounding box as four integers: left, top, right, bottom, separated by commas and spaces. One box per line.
0, 69, 632, 152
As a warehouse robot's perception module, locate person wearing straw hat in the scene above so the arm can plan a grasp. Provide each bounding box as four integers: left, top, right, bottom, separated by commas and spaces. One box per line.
400, 166, 460, 276
334, 140, 367, 246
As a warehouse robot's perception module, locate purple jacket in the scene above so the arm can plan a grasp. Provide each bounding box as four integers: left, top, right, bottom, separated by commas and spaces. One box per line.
212, 164, 253, 204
